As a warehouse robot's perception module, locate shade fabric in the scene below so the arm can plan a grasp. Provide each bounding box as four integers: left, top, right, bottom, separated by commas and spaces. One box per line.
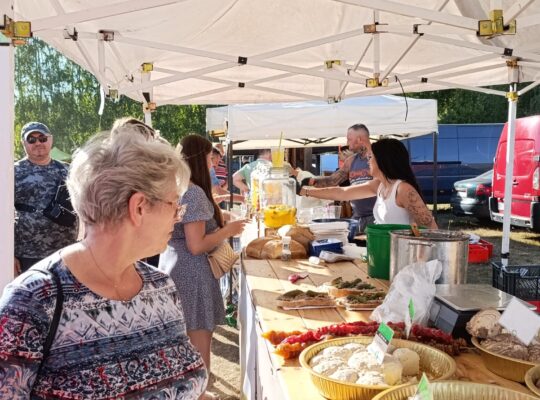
207, 95, 437, 148
14, 0, 540, 105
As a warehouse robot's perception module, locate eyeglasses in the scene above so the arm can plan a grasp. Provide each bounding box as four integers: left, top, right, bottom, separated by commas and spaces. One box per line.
123, 119, 156, 139
27, 136, 49, 144
155, 198, 187, 222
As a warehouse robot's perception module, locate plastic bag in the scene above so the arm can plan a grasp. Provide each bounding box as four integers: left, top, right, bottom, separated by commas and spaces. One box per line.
370, 259, 442, 326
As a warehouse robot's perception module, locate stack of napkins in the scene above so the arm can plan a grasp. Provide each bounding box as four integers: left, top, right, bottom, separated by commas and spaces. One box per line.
309, 221, 349, 244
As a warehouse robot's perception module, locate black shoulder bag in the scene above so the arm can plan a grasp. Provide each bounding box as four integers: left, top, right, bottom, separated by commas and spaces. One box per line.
35, 268, 64, 378
42, 182, 77, 228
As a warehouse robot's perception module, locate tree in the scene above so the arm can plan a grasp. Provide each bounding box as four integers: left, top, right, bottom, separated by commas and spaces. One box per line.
14, 39, 212, 159
406, 85, 540, 123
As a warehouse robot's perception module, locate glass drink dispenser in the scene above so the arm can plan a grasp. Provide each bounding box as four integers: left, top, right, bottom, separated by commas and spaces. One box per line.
250, 164, 270, 213
261, 168, 297, 228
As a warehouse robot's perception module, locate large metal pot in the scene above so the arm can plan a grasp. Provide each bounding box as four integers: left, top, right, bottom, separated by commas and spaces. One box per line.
389, 229, 469, 284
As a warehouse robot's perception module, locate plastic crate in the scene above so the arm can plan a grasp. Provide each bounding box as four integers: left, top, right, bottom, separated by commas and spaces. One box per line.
492, 261, 540, 301
468, 239, 494, 263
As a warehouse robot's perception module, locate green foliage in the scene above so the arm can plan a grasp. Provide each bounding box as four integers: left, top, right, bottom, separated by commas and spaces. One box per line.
406, 85, 540, 123
14, 38, 214, 160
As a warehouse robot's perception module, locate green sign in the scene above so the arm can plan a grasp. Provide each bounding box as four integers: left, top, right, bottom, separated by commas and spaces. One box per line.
415, 373, 433, 400
378, 322, 395, 344
409, 298, 415, 321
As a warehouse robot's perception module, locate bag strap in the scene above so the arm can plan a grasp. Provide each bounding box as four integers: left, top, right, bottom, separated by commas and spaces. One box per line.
35, 267, 64, 378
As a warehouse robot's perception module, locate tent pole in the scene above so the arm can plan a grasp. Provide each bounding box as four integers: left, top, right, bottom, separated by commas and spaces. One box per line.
0, 1, 15, 291
144, 112, 152, 126
228, 140, 233, 210
501, 83, 518, 266
432, 130, 438, 219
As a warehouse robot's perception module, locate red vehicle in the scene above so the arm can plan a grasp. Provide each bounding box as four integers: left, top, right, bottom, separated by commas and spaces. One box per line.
490, 115, 540, 232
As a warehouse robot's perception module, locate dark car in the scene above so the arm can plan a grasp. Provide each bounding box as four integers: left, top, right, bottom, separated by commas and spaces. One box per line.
450, 169, 493, 220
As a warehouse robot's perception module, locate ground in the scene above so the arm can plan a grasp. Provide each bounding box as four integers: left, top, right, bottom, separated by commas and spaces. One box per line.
208, 208, 540, 400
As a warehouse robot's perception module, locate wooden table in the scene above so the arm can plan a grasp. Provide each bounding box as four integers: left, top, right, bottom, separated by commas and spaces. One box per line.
238, 257, 533, 400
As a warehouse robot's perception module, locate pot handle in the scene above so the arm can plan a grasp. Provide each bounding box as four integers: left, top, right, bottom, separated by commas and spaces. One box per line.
408, 241, 434, 247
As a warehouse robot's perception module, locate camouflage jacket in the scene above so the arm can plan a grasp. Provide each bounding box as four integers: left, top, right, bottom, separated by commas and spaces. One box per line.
14, 158, 78, 259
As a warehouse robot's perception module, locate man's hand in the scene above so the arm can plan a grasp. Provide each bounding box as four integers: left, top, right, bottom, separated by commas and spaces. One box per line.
14, 258, 21, 276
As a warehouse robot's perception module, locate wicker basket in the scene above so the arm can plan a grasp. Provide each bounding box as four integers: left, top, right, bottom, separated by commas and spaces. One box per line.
471, 337, 537, 383
299, 336, 456, 400
525, 365, 540, 397
372, 380, 537, 400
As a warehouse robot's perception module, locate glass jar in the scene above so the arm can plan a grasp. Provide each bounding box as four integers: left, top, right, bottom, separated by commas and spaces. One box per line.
250, 163, 270, 213
261, 168, 297, 228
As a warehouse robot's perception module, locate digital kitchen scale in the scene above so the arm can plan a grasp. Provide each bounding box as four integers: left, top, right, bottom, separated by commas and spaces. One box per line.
428, 284, 536, 341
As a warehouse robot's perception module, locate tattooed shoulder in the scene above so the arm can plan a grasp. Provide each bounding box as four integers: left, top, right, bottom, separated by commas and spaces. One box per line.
404, 188, 434, 226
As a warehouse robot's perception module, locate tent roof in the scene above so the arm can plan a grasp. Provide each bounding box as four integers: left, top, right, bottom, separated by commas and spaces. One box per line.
207, 95, 437, 148
15, 0, 540, 106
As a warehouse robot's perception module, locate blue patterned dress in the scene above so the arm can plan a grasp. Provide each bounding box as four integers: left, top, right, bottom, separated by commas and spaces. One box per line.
0, 253, 207, 399
159, 184, 225, 332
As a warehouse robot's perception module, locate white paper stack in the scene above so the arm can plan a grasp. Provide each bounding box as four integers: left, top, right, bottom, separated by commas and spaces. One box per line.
309, 221, 349, 244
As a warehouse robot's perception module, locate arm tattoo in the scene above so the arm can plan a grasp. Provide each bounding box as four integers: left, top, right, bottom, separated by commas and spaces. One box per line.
313, 159, 350, 187
405, 189, 434, 227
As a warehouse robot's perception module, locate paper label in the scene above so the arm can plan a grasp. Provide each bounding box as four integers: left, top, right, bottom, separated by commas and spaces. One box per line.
405, 298, 415, 338
368, 322, 394, 364
499, 297, 540, 345
411, 373, 433, 400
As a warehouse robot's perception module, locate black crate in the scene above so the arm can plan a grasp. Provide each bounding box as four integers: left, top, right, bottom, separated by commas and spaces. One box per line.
492, 261, 540, 301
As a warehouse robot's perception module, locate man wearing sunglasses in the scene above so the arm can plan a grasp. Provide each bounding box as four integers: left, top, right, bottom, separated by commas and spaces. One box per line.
14, 122, 78, 275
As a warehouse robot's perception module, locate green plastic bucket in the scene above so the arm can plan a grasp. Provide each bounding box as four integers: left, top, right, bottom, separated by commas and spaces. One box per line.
366, 224, 411, 279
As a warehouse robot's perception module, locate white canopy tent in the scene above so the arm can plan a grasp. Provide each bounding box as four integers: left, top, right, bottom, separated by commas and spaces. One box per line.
2, 0, 540, 288
206, 95, 438, 149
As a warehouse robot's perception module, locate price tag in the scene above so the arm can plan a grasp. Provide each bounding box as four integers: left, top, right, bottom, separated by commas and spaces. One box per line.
368, 322, 394, 364
411, 373, 433, 400
499, 297, 540, 345
405, 298, 415, 338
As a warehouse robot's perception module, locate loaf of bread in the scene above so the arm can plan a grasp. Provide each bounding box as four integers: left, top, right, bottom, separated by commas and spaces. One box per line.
246, 236, 279, 259
261, 239, 307, 259
278, 225, 314, 251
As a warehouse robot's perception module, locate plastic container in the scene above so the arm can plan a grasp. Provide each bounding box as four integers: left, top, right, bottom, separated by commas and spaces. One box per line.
468, 239, 494, 263
366, 224, 410, 279
492, 261, 540, 301
311, 218, 359, 242
309, 238, 343, 257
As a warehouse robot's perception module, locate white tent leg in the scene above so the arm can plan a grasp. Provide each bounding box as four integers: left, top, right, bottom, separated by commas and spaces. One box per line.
0, 6, 15, 290
144, 112, 152, 126
501, 84, 518, 266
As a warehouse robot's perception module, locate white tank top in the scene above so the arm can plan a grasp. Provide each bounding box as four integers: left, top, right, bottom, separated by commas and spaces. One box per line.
373, 180, 412, 225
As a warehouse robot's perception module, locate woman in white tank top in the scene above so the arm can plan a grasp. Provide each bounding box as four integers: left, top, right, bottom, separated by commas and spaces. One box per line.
300, 139, 437, 228
373, 179, 411, 224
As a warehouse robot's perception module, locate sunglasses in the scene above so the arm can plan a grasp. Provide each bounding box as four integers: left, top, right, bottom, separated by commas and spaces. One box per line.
27, 136, 49, 144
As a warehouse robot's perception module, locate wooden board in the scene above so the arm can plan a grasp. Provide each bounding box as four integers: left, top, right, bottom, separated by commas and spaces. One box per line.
242, 258, 535, 399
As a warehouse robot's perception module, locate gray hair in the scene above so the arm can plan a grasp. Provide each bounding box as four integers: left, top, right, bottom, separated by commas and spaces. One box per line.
111, 117, 157, 140
67, 128, 190, 226
348, 123, 370, 139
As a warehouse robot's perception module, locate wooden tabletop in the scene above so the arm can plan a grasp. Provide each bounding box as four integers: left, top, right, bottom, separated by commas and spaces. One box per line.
242, 258, 533, 399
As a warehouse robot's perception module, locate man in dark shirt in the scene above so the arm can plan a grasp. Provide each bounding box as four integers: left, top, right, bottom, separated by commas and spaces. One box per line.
14, 122, 78, 274
304, 123, 376, 233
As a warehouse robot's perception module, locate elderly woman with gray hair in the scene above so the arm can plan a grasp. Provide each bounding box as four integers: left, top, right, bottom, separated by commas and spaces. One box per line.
0, 120, 207, 399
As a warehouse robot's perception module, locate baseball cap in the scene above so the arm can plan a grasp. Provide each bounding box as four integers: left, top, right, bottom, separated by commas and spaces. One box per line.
21, 122, 51, 140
